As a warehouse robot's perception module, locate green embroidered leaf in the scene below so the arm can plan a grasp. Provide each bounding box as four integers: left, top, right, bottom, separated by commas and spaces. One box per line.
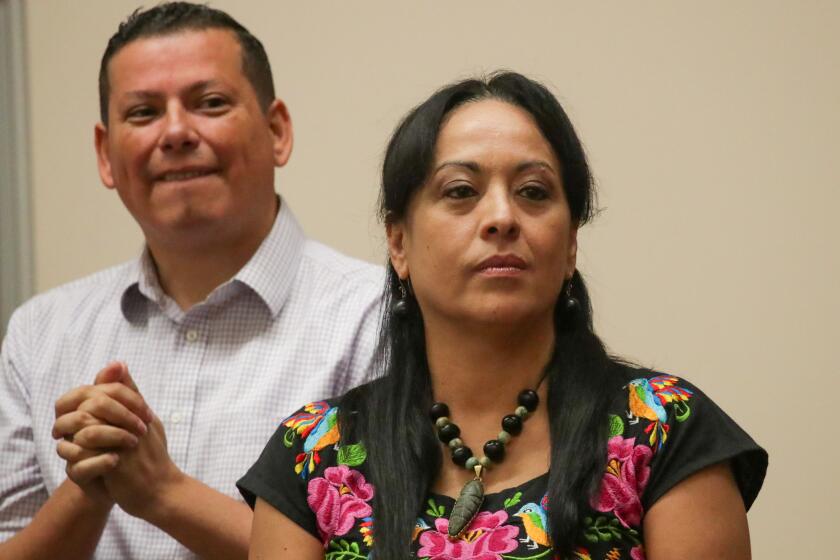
425, 498, 445, 517
503, 491, 523, 509
282, 428, 296, 448
608, 414, 625, 436
675, 401, 691, 422
337, 443, 367, 466
325, 538, 367, 559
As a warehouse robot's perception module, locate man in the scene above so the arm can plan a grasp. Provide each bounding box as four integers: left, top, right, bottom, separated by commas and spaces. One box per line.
0, 3, 382, 558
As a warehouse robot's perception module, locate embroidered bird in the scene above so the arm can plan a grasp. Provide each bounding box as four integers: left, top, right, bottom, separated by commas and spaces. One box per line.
626, 376, 693, 450
514, 502, 551, 549
412, 518, 430, 541
282, 402, 340, 477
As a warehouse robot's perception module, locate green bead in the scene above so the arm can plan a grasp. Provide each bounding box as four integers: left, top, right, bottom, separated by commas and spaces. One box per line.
465, 457, 479, 470
448, 437, 464, 449
435, 416, 450, 429
498, 431, 511, 444
515, 406, 529, 419
479, 456, 493, 469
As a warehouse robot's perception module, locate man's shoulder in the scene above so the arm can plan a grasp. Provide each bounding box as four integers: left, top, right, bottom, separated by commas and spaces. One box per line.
299, 239, 384, 290
9, 260, 136, 328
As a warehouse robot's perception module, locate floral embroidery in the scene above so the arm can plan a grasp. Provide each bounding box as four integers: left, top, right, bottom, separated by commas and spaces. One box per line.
281, 402, 341, 478
593, 436, 653, 528
307, 465, 374, 544
417, 510, 519, 559
271, 373, 713, 559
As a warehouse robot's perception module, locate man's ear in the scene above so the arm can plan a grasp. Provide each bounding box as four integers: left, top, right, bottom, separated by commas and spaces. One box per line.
94, 123, 115, 189
267, 99, 293, 167
386, 221, 410, 280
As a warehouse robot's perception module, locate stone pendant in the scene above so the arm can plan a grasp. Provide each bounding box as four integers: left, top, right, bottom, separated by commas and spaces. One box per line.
447, 474, 485, 539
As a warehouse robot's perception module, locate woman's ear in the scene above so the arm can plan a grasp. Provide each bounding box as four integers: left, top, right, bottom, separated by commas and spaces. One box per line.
386, 221, 410, 280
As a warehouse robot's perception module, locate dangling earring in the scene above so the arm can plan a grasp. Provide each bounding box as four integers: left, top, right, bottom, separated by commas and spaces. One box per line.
563, 277, 580, 316
390, 278, 411, 318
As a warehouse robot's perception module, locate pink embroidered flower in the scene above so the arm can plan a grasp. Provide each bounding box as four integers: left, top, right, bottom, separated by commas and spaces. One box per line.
307, 465, 374, 544
593, 436, 653, 528
631, 545, 646, 560
417, 510, 519, 559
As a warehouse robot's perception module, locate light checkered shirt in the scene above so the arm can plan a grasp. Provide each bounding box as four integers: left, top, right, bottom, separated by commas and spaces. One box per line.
0, 200, 384, 558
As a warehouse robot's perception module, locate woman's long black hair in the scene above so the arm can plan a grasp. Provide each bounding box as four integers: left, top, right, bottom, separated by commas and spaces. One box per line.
341, 71, 632, 558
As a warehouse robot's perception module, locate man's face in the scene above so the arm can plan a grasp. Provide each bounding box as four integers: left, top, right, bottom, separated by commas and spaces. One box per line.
95, 29, 292, 248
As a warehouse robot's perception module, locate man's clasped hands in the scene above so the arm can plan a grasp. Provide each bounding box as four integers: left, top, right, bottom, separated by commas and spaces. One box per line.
51, 363, 182, 521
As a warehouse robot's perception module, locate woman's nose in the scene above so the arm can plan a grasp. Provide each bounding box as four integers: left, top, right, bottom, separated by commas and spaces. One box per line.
480, 189, 520, 240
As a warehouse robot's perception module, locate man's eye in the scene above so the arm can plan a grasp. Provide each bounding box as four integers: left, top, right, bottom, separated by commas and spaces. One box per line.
126, 107, 157, 121
519, 184, 549, 201
199, 96, 229, 111
444, 184, 477, 199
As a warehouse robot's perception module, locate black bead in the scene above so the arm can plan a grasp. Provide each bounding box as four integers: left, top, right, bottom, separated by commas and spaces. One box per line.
390, 298, 409, 317
451, 446, 473, 466
429, 402, 450, 421
483, 439, 505, 462
564, 296, 580, 315
438, 422, 460, 443
501, 414, 523, 435
518, 389, 539, 412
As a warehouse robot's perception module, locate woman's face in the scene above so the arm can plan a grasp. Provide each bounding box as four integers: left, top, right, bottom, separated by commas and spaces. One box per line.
387, 99, 578, 328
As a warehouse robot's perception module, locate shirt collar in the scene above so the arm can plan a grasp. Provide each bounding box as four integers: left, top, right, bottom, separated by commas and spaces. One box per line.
120, 197, 305, 321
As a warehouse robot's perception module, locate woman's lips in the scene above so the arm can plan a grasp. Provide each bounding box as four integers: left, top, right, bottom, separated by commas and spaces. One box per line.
475, 254, 528, 277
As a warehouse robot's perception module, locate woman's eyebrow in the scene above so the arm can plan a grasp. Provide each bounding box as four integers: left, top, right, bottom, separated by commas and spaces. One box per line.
434, 160, 480, 174
515, 160, 556, 174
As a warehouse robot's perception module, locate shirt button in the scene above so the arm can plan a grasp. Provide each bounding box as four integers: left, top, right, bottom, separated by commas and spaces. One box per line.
185, 329, 199, 342
170, 412, 183, 424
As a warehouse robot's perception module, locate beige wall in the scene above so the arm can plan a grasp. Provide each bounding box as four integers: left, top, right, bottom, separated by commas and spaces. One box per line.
24, 0, 839, 556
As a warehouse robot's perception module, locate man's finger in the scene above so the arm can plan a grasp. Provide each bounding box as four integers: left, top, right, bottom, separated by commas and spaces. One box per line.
65, 453, 120, 486
55, 382, 152, 425
53, 405, 146, 440
95, 361, 141, 394
72, 424, 139, 450
56, 439, 105, 463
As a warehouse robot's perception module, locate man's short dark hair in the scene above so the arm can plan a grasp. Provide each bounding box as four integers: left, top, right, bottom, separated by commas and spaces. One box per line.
98, 1, 275, 124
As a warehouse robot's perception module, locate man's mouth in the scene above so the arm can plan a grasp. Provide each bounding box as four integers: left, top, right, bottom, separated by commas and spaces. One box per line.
157, 169, 216, 182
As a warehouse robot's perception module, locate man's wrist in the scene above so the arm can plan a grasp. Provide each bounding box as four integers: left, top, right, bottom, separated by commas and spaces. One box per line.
134, 465, 188, 526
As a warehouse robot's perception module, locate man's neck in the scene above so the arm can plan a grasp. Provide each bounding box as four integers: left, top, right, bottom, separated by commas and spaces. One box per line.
147, 206, 278, 311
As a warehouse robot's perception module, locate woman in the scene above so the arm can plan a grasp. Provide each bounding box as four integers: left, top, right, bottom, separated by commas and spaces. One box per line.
238, 72, 766, 559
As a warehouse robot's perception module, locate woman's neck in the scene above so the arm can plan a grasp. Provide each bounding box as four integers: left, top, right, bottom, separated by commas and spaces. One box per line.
423, 313, 555, 414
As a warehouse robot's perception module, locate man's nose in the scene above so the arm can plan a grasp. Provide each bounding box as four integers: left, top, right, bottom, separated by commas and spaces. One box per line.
480, 188, 520, 240
158, 105, 199, 153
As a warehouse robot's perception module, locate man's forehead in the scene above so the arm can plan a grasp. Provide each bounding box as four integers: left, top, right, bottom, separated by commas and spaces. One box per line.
107, 28, 244, 92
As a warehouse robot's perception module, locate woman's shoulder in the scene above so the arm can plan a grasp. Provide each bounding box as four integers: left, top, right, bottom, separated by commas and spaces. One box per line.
603, 368, 767, 512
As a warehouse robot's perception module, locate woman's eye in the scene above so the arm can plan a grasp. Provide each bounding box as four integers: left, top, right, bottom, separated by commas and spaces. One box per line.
519, 184, 550, 201
443, 184, 477, 199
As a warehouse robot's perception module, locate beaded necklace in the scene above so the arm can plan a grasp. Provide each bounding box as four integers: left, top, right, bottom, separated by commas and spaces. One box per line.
429, 388, 541, 539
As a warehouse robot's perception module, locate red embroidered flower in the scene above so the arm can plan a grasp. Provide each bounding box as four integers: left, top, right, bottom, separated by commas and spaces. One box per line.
417, 510, 519, 559
593, 436, 653, 528
306, 465, 374, 544
631, 545, 646, 560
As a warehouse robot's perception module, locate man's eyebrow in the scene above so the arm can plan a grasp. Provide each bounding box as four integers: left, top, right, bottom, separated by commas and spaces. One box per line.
434, 160, 480, 173
121, 80, 222, 100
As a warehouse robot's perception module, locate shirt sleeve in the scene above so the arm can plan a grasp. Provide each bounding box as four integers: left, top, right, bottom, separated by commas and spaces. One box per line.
639, 376, 768, 511
236, 406, 320, 541
0, 305, 49, 539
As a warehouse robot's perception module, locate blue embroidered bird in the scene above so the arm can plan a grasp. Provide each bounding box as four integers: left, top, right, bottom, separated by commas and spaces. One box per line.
514, 502, 551, 549
282, 402, 340, 477
626, 375, 693, 451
